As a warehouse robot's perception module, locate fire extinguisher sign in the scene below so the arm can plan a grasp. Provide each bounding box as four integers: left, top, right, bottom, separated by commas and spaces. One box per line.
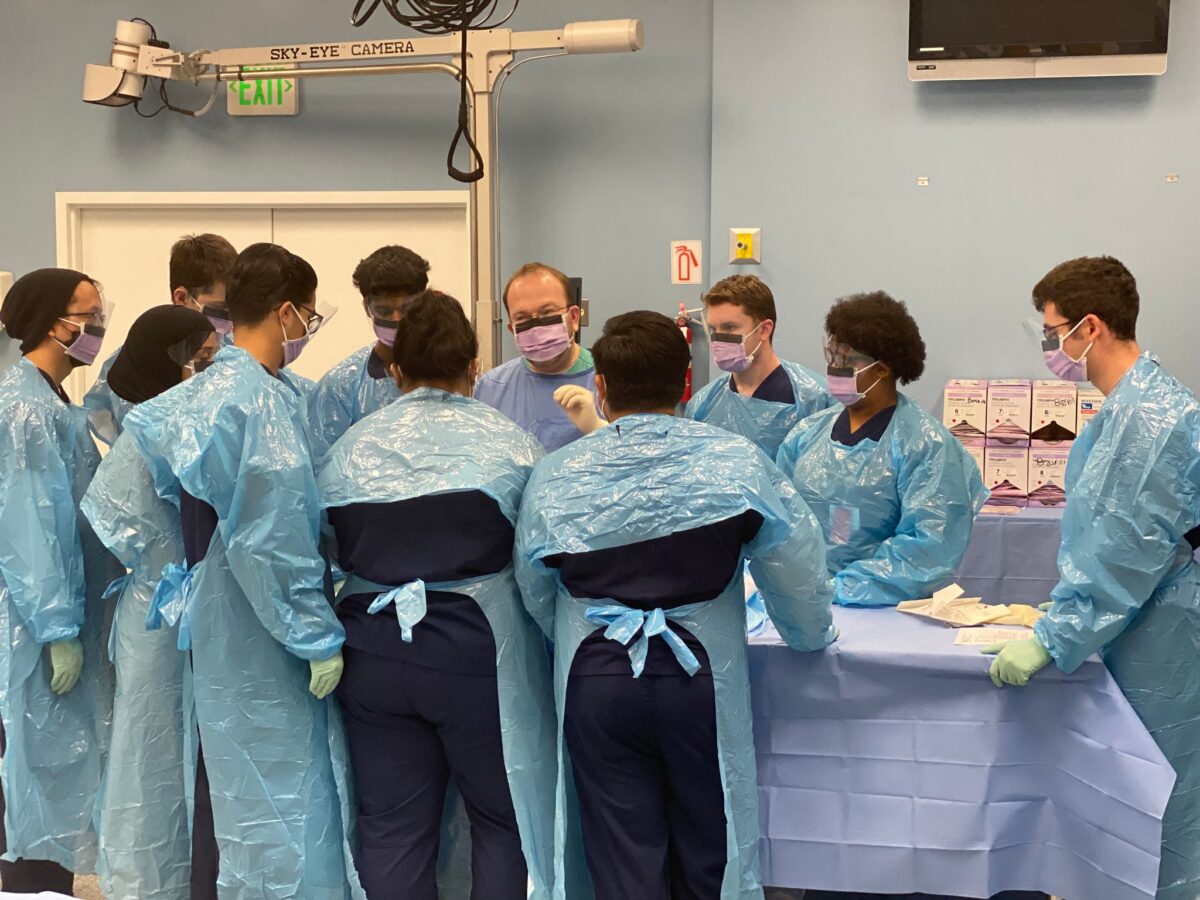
670, 240, 703, 285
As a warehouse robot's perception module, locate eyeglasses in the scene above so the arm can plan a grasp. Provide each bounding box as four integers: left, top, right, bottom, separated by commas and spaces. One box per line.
823, 340, 874, 370
296, 305, 325, 336
511, 308, 569, 331
61, 309, 107, 328
1041, 320, 1076, 342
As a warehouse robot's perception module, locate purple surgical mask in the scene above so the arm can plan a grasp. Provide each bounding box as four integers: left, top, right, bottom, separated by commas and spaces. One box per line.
281, 302, 323, 366
282, 333, 308, 366
826, 361, 881, 407
514, 315, 571, 363
1041, 320, 1092, 382
55, 320, 106, 367
710, 321, 765, 374
203, 304, 234, 338
373, 317, 399, 347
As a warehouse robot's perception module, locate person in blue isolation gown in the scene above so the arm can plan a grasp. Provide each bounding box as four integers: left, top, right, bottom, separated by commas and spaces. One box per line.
80, 305, 218, 900
515, 310, 835, 900
776, 291, 988, 608
685, 274, 832, 458
120, 243, 363, 899
320, 289, 556, 900
0, 268, 123, 893
83, 233, 237, 447
985, 256, 1200, 900
307, 244, 431, 463
474, 262, 600, 452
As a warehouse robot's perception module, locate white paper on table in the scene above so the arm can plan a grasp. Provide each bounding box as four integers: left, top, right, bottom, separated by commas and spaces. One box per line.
954, 627, 1034, 645
897, 584, 1012, 627
980, 504, 1022, 516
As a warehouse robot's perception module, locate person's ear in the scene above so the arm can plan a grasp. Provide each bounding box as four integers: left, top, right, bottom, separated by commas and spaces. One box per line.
1081, 313, 1104, 342
279, 302, 301, 335
171, 287, 192, 307
567, 305, 582, 329
759, 319, 775, 344
390, 362, 403, 389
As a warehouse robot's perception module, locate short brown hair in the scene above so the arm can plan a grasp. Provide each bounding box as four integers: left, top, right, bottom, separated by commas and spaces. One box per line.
502, 262, 570, 312
170, 234, 237, 296
592, 311, 690, 413
704, 275, 777, 326
1032, 256, 1139, 342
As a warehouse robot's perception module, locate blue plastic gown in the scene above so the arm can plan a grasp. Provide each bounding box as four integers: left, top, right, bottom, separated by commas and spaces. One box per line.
319, 387, 557, 898
514, 415, 835, 899
83, 347, 135, 447
685, 359, 833, 458
80, 432, 191, 899
86, 334, 242, 448
307, 345, 400, 463
122, 345, 362, 899
474, 357, 599, 452
776, 394, 990, 607
1034, 354, 1200, 900
0, 359, 121, 871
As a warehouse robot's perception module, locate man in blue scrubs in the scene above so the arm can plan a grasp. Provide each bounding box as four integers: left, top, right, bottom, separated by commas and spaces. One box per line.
474, 262, 599, 451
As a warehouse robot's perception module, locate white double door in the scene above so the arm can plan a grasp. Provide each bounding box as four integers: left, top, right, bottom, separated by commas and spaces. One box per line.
59, 192, 470, 399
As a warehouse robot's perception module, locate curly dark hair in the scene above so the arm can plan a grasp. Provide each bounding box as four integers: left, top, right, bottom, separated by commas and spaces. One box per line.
393, 290, 476, 382
352, 245, 430, 300
825, 291, 926, 385
1031, 255, 1138, 341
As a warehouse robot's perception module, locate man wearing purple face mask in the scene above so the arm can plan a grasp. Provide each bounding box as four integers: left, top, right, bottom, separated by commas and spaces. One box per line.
981, 256, 1200, 899
307, 245, 430, 463
685, 275, 833, 458
474, 262, 600, 451
84, 233, 237, 448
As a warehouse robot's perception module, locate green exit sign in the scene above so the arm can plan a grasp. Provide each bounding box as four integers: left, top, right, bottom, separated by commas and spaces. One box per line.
227, 66, 299, 117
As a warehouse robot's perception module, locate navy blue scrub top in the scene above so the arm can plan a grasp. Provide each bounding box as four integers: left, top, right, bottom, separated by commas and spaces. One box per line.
329, 490, 514, 674
728, 363, 794, 404
545, 511, 764, 676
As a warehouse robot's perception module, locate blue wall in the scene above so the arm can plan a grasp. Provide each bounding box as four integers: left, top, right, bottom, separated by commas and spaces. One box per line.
710, 0, 1200, 408
4, 0, 1196, 398
0, 0, 713, 359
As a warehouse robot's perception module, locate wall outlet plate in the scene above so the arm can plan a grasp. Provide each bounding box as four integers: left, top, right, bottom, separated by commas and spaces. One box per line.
729, 227, 761, 264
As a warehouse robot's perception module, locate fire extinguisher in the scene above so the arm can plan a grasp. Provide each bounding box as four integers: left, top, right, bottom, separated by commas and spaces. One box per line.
678, 301, 693, 405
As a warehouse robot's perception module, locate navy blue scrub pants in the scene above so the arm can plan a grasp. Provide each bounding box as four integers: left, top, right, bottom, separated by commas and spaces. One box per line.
190, 738, 218, 900
337, 646, 527, 900
564, 669, 728, 900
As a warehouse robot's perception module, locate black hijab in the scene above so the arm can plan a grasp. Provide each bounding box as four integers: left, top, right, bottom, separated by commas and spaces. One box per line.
0, 268, 93, 354
107, 305, 215, 405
